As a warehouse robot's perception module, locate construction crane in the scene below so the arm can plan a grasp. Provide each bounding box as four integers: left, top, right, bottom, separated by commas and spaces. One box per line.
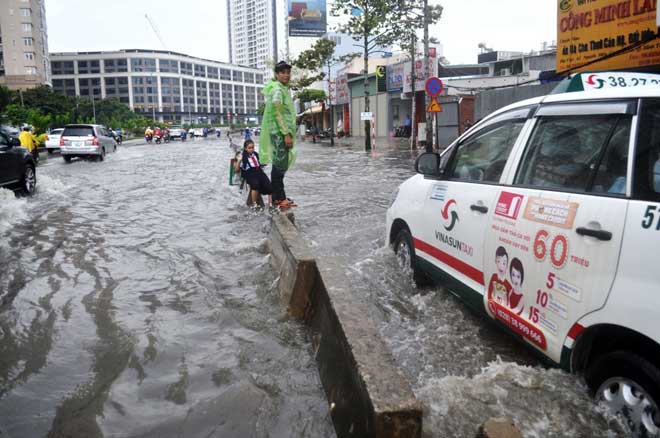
145, 14, 167, 50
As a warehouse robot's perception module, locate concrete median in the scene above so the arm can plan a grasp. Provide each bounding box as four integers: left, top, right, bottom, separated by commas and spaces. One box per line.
270, 213, 422, 438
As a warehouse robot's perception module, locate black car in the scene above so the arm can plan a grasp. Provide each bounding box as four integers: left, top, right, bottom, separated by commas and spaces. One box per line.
0, 130, 37, 195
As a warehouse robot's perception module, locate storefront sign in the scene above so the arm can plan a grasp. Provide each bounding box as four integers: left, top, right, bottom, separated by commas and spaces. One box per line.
335, 74, 350, 105
556, 0, 660, 72
404, 59, 432, 93
386, 63, 405, 91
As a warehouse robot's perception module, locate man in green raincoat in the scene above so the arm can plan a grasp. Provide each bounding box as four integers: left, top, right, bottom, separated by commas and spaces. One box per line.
260, 61, 297, 209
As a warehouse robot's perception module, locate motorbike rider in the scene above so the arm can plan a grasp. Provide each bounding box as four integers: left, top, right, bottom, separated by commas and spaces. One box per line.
145, 126, 154, 142
154, 126, 162, 139
163, 127, 170, 142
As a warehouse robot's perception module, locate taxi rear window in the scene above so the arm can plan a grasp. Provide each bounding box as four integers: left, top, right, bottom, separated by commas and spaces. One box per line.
515, 114, 631, 196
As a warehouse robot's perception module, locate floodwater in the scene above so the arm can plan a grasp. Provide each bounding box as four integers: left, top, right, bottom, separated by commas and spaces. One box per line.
0, 138, 335, 438
286, 137, 627, 438
0, 135, 628, 438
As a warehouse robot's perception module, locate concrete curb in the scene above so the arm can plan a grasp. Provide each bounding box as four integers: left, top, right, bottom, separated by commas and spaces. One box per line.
270, 213, 422, 438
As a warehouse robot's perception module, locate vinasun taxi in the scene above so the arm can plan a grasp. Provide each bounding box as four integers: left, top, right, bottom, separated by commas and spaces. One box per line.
386, 72, 660, 437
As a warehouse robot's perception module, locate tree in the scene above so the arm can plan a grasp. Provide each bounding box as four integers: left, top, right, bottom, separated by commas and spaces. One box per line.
296, 89, 327, 104
0, 85, 13, 114
333, 0, 401, 150
393, 0, 443, 149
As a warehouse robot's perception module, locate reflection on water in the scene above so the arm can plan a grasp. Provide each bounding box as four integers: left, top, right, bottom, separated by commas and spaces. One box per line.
0, 141, 335, 438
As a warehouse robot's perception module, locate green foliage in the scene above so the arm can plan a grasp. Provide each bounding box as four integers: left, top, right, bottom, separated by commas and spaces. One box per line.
0, 86, 151, 136
296, 89, 327, 104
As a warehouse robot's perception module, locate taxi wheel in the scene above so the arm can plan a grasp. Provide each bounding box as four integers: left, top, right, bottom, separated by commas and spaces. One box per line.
394, 229, 431, 287
587, 351, 660, 437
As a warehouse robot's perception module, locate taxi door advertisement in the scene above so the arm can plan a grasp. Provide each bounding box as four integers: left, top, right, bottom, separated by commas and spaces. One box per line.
483, 189, 626, 362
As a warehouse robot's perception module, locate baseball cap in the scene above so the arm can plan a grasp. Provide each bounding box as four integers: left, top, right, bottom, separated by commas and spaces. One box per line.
275, 61, 292, 73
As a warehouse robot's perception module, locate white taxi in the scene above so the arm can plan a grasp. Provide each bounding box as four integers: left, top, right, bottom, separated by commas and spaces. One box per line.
387, 72, 660, 437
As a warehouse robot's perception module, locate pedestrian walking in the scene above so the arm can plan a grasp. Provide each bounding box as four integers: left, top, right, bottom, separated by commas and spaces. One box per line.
259, 61, 297, 210
19, 127, 38, 163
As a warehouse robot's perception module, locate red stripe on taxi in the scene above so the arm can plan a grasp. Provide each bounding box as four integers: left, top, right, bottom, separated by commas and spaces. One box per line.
567, 323, 585, 340
413, 237, 485, 285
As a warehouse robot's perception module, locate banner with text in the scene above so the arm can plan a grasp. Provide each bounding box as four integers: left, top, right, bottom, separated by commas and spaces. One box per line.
556, 0, 660, 72
288, 0, 327, 37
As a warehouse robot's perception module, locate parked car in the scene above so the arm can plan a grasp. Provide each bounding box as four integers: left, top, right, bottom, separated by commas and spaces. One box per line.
0, 129, 36, 195
45, 128, 64, 154
59, 124, 117, 162
0, 125, 20, 145
387, 73, 660, 437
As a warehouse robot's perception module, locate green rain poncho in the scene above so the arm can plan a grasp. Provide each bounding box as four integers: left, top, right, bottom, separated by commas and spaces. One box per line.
259, 79, 297, 170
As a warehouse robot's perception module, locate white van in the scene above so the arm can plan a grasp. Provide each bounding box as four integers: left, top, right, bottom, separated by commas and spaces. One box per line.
386, 73, 660, 437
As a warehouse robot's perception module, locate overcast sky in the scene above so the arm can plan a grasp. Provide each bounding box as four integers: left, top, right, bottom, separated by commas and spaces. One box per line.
46, 0, 557, 65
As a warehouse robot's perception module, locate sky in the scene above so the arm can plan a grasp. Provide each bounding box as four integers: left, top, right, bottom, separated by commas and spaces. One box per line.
46, 0, 557, 65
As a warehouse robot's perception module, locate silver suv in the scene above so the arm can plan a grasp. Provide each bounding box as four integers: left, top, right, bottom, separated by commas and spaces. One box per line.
60, 124, 117, 162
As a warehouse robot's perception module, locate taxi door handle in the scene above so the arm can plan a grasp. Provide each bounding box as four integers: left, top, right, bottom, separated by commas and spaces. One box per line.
470, 204, 488, 214
576, 227, 612, 241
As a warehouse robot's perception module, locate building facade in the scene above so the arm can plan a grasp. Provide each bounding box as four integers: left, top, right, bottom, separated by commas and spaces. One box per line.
227, 0, 287, 78
50, 49, 265, 124
0, 0, 50, 90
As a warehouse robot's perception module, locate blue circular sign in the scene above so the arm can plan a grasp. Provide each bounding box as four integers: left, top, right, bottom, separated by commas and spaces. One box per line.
425, 77, 443, 96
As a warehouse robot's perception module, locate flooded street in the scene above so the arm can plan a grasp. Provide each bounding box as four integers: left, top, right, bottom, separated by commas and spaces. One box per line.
0, 135, 626, 438
286, 138, 626, 438
0, 138, 334, 438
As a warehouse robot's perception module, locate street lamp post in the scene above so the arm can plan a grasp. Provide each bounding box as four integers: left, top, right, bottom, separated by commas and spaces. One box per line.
327, 59, 335, 146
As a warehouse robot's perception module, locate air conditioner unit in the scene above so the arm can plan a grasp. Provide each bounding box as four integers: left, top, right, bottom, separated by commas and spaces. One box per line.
500, 68, 512, 76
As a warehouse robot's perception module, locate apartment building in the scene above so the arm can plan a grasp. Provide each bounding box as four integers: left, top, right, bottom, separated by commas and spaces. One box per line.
0, 0, 50, 90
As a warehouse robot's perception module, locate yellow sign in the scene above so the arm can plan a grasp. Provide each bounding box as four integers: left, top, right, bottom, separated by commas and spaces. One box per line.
427, 97, 442, 113
376, 66, 386, 78
557, 0, 660, 73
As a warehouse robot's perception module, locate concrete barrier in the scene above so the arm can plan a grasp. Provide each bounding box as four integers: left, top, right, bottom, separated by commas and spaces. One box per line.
270, 213, 422, 438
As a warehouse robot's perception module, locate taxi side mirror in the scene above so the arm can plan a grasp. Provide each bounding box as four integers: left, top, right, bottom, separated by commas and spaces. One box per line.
415, 152, 440, 175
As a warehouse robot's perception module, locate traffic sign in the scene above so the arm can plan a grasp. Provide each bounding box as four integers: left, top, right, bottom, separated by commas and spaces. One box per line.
427, 97, 442, 113
425, 77, 444, 97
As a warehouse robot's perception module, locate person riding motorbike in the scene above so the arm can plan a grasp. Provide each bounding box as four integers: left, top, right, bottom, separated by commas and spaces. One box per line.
163, 127, 170, 143
145, 127, 154, 143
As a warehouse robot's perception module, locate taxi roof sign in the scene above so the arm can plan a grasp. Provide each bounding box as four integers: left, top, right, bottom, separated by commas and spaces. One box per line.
552, 72, 660, 94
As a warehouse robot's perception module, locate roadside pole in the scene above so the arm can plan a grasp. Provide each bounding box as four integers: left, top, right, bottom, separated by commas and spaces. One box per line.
425, 77, 443, 149
423, 0, 433, 152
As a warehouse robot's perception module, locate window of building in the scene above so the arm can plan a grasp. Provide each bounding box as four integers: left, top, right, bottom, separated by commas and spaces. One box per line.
222, 83, 233, 113
24, 66, 37, 75
79, 77, 101, 98
104, 76, 129, 103
22, 23, 32, 32
159, 59, 178, 73
51, 60, 74, 75
20, 8, 31, 17
209, 82, 221, 113
208, 67, 219, 79
23, 37, 33, 46
131, 58, 156, 72
161, 77, 181, 112
180, 62, 193, 75
52, 79, 76, 97
233, 85, 245, 113
196, 80, 208, 111
232, 70, 243, 82
77, 59, 100, 74
245, 86, 256, 112
132, 76, 157, 110
194, 64, 206, 77
182, 78, 195, 111
104, 58, 128, 73
220, 68, 231, 80
24, 52, 34, 61
244, 72, 254, 84
255, 73, 264, 84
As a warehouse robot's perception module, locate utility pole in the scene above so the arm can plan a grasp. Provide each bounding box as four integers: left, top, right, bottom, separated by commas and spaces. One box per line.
91, 95, 96, 124
423, 0, 432, 152
410, 34, 417, 150
363, 9, 371, 151
327, 59, 336, 146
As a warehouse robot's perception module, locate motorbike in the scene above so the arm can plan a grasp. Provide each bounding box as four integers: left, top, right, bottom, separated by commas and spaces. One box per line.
394, 125, 410, 138
154, 134, 162, 145
145, 134, 153, 143
163, 134, 171, 144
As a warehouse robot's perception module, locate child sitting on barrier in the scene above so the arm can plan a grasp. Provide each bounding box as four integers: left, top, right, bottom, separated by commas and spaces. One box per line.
236, 139, 272, 207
